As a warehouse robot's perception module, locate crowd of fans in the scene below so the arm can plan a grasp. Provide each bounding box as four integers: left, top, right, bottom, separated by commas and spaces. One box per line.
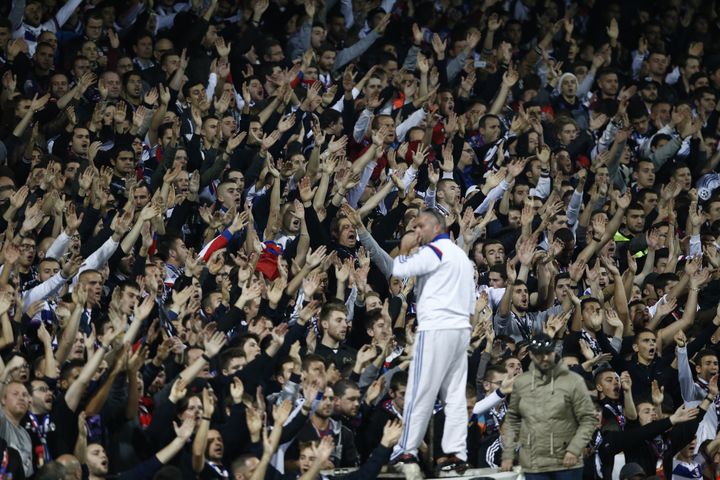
1, 0, 720, 478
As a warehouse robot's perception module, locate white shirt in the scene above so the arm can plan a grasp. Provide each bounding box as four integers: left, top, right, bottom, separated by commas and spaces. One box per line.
392, 234, 475, 331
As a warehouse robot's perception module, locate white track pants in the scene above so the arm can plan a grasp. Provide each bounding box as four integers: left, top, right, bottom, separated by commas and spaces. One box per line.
391, 328, 471, 462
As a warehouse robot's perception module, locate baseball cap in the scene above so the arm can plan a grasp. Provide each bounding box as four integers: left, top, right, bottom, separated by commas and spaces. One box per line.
529, 334, 555, 354
619, 462, 646, 479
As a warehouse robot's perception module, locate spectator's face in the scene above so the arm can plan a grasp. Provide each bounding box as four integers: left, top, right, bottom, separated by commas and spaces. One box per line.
298, 445, 317, 473
647, 53, 667, 76
634, 161, 655, 188
483, 371, 506, 395
597, 73, 618, 97
73, 58, 91, 79
637, 402, 657, 426
558, 123, 578, 145
374, 116, 395, 144
248, 79, 264, 101
202, 118, 219, 142
125, 74, 143, 99
81, 272, 104, 306
507, 209, 521, 228
69, 336, 85, 361
390, 384, 407, 411
182, 396, 203, 424
100, 5, 115, 28
511, 284, 529, 311
24, 2, 43, 26
133, 186, 151, 210
367, 318, 389, 344
334, 387, 360, 417
311, 27, 326, 48
113, 150, 136, 176
328, 16, 346, 39
154, 38, 173, 62
529, 351, 555, 372
650, 103, 671, 126
480, 117, 501, 143
335, 218, 356, 248
439, 92, 455, 115
644, 24, 661, 46
696, 354, 719, 380
38, 259, 60, 282
633, 331, 656, 363
0, 27, 10, 50
625, 208, 645, 234
117, 57, 134, 76
673, 167, 692, 191
438, 181, 460, 206
50, 74, 69, 97
18, 238, 37, 267
39, 31, 57, 51
595, 371, 620, 400
172, 239, 189, 264
207, 429, 224, 460
319, 50, 337, 71
505, 358, 522, 376
35, 45, 55, 72
707, 201, 720, 222
264, 43, 284, 62
104, 106, 117, 126
30, 380, 53, 413
86, 444, 109, 475
134, 36, 153, 60
242, 338, 261, 360
81, 41, 99, 63
303, 361, 326, 388
640, 84, 657, 102
0, 177, 15, 203
220, 116, 236, 138
554, 278, 571, 301
698, 93, 717, 114
364, 78, 383, 97
85, 17, 103, 41
161, 54, 180, 76
483, 243, 505, 267
560, 76, 577, 98
202, 25, 218, 47
512, 184, 529, 206
581, 301, 602, 331
222, 356, 245, 376
488, 271, 505, 288
118, 286, 140, 315
218, 183, 241, 208
682, 58, 700, 78
322, 311, 348, 343
383, 60, 398, 78
638, 193, 658, 214
505, 23, 522, 45
315, 388, 335, 418
102, 72, 122, 98
631, 115, 649, 134
1, 383, 29, 419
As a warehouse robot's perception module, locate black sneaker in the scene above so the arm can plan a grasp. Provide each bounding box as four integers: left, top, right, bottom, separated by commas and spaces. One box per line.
434, 455, 469, 476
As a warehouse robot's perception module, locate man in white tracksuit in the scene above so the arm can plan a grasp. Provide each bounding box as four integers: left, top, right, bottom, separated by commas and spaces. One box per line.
390, 209, 475, 474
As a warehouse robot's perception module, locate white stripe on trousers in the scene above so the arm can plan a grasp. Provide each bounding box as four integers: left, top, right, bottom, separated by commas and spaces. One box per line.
391, 328, 471, 462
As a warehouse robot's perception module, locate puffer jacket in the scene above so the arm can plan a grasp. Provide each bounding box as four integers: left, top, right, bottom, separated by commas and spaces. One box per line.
502, 360, 596, 473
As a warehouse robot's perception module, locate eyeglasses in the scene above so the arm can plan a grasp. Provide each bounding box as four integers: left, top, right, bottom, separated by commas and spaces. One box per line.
19, 244, 36, 251
32, 386, 50, 393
